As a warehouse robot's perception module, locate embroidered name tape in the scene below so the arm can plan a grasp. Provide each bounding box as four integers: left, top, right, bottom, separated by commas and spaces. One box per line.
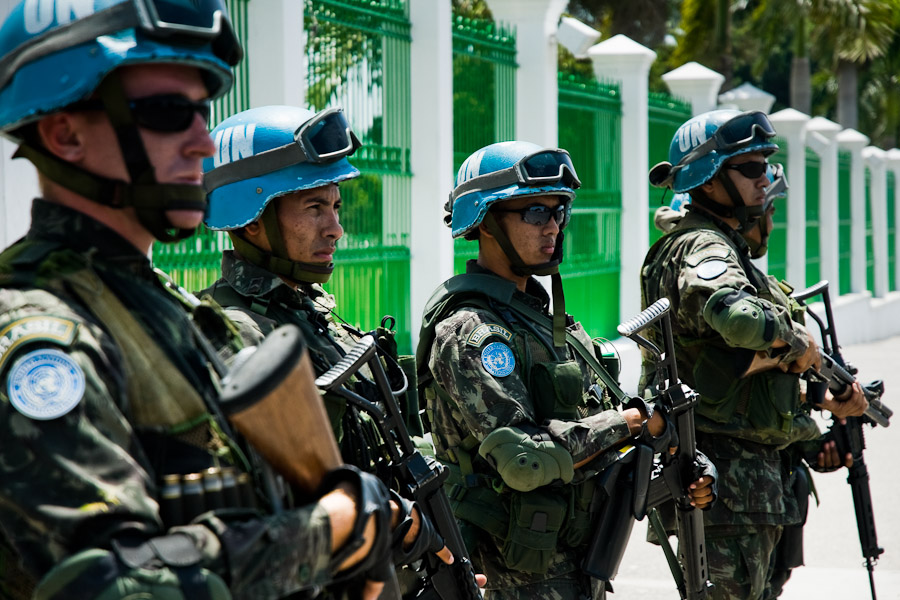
0, 316, 78, 372
467, 323, 514, 347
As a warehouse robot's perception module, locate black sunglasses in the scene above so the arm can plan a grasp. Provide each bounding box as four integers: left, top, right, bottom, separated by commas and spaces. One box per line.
724, 161, 768, 180
495, 203, 571, 228
66, 95, 211, 132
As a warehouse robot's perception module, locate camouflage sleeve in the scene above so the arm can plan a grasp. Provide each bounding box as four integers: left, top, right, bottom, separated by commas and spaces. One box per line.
0, 290, 335, 596
676, 235, 808, 357
429, 308, 629, 466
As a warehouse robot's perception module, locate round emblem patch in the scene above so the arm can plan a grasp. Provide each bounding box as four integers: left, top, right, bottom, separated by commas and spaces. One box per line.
481, 342, 515, 377
696, 259, 728, 280
7, 348, 85, 420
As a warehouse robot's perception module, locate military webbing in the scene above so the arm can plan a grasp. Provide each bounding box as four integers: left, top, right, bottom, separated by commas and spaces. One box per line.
64, 268, 209, 429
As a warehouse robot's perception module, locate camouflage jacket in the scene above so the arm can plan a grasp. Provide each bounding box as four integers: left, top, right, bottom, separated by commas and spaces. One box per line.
641, 207, 822, 527
418, 261, 630, 592
0, 201, 334, 599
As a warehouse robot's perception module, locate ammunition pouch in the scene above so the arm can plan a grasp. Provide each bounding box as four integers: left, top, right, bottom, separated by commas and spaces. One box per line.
775, 466, 810, 570
530, 359, 584, 421
502, 488, 568, 574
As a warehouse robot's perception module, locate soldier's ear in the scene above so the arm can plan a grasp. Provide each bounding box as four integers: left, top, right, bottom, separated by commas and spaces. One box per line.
37, 113, 85, 163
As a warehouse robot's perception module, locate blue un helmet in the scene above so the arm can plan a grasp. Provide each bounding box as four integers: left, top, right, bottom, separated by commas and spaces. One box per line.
0, 0, 242, 241
648, 109, 779, 233
203, 105, 361, 283
448, 141, 581, 348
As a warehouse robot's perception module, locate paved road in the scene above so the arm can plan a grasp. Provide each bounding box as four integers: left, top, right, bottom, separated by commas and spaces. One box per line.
610, 335, 900, 600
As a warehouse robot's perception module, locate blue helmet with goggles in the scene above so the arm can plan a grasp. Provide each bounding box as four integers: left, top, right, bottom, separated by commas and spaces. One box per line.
203, 105, 361, 284
648, 109, 779, 234
0, 0, 243, 242
447, 141, 580, 240
449, 141, 581, 348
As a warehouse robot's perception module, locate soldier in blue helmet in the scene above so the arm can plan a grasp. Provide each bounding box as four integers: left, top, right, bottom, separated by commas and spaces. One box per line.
201, 105, 468, 597
416, 141, 717, 599
642, 110, 868, 599
0, 2, 393, 598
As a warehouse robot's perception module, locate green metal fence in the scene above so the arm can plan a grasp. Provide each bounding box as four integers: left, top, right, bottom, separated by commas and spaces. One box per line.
152, 0, 250, 291
889, 171, 896, 291
647, 92, 692, 244
804, 147, 821, 287
765, 142, 788, 281
557, 73, 622, 338
451, 14, 517, 274
838, 151, 853, 294
865, 167, 874, 292
305, 0, 413, 352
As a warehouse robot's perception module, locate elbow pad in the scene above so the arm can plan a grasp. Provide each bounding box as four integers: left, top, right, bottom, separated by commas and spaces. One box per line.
703, 288, 776, 350
479, 427, 574, 492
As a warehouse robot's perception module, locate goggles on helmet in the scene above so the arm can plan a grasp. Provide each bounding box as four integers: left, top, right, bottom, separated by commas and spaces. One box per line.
204, 107, 361, 193
450, 149, 582, 203
677, 111, 776, 168
0, 0, 242, 92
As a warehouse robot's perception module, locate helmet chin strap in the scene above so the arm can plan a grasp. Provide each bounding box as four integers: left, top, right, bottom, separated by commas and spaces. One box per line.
483, 212, 567, 348
231, 199, 334, 285
690, 170, 764, 235
746, 199, 775, 258
14, 72, 206, 242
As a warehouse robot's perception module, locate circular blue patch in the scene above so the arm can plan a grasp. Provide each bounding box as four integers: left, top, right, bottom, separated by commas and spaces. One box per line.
481, 342, 516, 377
7, 349, 85, 420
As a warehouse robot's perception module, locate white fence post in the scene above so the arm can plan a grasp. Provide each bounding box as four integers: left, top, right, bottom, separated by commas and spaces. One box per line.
248, 0, 305, 107
488, 0, 567, 147
863, 146, 888, 298
806, 117, 842, 290
661, 62, 724, 116
837, 129, 871, 294
588, 35, 656, 323
770, 109, 810, 287
408, 0, 454, 348
718, 82, 775, 113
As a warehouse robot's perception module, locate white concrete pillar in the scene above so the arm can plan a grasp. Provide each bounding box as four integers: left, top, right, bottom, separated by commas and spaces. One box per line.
837, 129, 871, 294
488, 0, 567, 147
588, 35, 656, 322
409, 0, 454, 347
862, 146, 888, 298
718, 82, 776, 114
886, 148, 900, 292
661, 62, 724, 116
769, 109, 810, 286
248, 0, 305, 107
0, 0, 39, 250
806, 117, 842, 289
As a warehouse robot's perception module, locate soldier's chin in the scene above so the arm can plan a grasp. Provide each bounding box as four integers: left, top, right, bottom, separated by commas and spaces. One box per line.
165, 209, 205, 230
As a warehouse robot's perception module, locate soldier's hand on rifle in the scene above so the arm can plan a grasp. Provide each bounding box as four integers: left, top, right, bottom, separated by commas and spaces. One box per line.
688, 476, 715, 510
389, 492, 451, 565
820, 381, 868, 422
788, 329, 822, 373
624, 398, 678, 455
816, 438, 853, 471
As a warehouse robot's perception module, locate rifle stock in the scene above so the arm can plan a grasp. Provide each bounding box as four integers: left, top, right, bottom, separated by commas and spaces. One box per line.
617, 298, 712, 600
316, 335, 483, 600
791, 281, 889, 600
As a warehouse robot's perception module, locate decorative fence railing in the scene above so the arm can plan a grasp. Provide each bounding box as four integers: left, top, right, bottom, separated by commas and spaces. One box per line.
838, 150, 853, 294
451, 13, 517, 274
889, 170, 897, 291
647, 92, 692, 245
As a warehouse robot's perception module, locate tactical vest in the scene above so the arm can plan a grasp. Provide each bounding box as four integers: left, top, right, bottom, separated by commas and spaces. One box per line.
417, 273, 626, 576
641, 221, 818, 448
0, 240, 256, 524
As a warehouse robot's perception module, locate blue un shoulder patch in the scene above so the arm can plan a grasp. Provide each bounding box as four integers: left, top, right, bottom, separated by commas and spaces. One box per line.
481, 342, 515, 377
7, 348, 85, 420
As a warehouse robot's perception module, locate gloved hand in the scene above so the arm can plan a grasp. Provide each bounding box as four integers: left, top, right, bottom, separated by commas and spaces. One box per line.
321, 465, 394, 583
389, 491, 445, 566
691, 451, 718, 510
624, 397, 678, 455
479, 427, 574, 492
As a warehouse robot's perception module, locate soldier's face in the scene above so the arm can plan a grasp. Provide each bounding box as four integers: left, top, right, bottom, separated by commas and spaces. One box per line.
58, 64, 216, 229
250, 184, 343, 265
703, 152, 769, 208
493, 194, 562, 266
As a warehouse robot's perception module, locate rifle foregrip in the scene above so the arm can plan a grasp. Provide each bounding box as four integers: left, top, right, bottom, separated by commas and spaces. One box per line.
315, 336, 377, 391
617, 298, 670, 337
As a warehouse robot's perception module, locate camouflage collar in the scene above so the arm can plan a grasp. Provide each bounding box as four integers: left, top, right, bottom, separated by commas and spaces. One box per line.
465, 259, 549, 313
221, 251, 335, 312
27, 198, 152, 277
679, 208, 751, 256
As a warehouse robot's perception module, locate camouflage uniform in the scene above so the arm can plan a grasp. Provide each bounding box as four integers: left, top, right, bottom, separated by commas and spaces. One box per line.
640, 208, 822, 600
0, 200, 334, 599
418, 261, 631, 600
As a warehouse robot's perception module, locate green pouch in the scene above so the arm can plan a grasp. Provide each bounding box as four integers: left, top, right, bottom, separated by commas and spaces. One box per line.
560, 478, 596, 548
502, 489, 568, 574
530, 360, 583, 420
744, 371, 801, 445
692, 345, 747, 423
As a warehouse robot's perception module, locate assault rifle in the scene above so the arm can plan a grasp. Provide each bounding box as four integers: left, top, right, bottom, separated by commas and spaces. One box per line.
791, 281, 891, 600
617, 298, 712, 600
315, 334, 483, 600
